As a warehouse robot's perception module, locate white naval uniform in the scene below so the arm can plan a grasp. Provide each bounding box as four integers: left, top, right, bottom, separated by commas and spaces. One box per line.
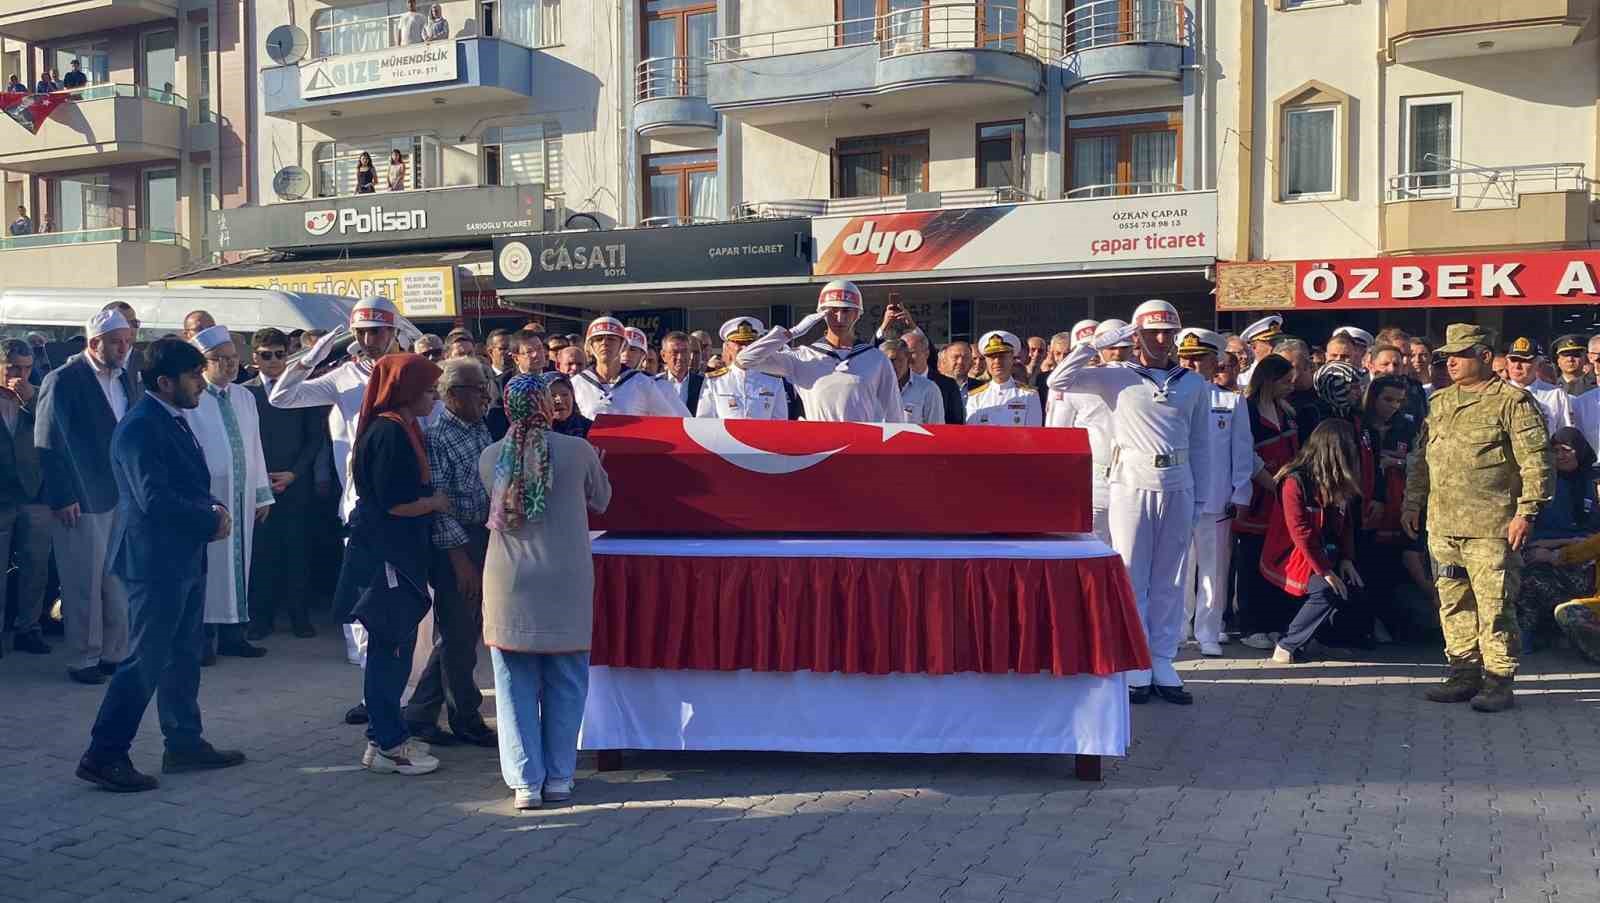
898, 372, 945, 425
1237, 361, 1255, 390
738, 329, 904, 422
965, 378, 1042, 426
1514, 378, 1572, 434
571, 367, 691, 420
695, 365, 788, 420
1047, 343, 1212, 688
1181, 385, 1255, 646
1047, 377, 1116, 543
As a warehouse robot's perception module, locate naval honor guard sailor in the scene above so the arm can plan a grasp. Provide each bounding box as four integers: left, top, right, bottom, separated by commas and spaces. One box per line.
697, 317, 788, 420
571, 317, 690, 419
965, 331, 1042, 426
738, 280, 904, 422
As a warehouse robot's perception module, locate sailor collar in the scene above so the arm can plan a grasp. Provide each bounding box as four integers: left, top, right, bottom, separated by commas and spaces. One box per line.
578, 366, 645, 393
810, 340, 875, 362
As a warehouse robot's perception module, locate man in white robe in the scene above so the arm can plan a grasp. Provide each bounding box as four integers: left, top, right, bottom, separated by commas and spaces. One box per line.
187, 326, 273, 659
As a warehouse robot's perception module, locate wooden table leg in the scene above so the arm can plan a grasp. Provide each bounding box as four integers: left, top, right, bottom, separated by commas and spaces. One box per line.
596, 750, 624, 772
1074, 754, 1102, 782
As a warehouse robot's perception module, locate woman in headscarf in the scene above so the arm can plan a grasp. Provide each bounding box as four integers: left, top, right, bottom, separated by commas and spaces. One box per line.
546, 374, 592, 438
479, 374, 611, 810
335, 353, 448, 776
1517, 426, 1599, 652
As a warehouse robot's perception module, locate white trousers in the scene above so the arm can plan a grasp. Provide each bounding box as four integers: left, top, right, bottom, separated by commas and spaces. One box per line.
1183, 514, 1233, 645
1107, 483, 1195, 688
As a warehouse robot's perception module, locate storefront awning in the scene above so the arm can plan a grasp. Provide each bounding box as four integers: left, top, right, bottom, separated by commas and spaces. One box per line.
163, 249, 494, 320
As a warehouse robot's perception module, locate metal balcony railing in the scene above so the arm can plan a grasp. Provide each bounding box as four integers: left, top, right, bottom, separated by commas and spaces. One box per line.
22, 83, 188, 109
1066, 180, 1183, 198
1064, 0, 1188, 54
1385, 162, 1592, 208
732, 186, 1038, 220
635, 56, 708, 102
639, 214, 721, 227
0, 227, 183, 252
711, 2, 1058, 61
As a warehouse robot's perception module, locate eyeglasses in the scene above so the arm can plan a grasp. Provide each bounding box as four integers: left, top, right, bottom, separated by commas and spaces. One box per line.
421, 350, 444, 361
205, 354, 240, 365
255, 349, 287, 360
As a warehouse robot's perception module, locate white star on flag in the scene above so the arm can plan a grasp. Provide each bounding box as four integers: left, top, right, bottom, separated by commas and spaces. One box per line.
876, 422, 933, 442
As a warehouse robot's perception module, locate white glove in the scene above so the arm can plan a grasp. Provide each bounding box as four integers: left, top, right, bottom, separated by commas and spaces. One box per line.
789, 312, 827, 338
297, 324, 350, 369
1090, 322, 1139, 352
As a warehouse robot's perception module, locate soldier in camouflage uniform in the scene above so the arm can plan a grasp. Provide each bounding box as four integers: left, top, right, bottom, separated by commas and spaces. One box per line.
1403, 324, 1552, 713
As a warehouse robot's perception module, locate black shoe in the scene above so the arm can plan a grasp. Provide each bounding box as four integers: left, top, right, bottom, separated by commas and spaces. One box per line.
76, 755, 158, 793
98, 660, 121, 676
201, 650, 217, 667
216, 641, 267, 658
1153, 684, 1194, 705
162, 742, 246, 774
291, 621, 317, 639
245, 623, 272, 642
1129, 684, 1153, 705
14, 631, 51, 655
406, 722, 458, 746
451, 723, 498, 747
344, 702, 369, 725
68, 666, 106, 685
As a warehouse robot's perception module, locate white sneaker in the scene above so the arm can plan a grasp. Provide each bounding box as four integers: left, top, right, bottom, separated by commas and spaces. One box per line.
361, 742, 379, 768
367, 739, 439, 775
1199, 641, 1224, 657
1271, 645, 1295, 664
543, 779, 574, 803
513, 788, 541, 810
1240, 632, 1275, 650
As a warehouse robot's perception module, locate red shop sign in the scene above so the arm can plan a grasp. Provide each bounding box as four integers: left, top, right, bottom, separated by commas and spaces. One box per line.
1217, 251, 1600, 311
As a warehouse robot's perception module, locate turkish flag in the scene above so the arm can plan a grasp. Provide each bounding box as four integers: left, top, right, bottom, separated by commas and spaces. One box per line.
0, 91, 68, 134
588, 415, 1092, 535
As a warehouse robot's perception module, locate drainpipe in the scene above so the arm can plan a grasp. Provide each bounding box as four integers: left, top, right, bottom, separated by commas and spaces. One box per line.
1232, 0, 1254, 261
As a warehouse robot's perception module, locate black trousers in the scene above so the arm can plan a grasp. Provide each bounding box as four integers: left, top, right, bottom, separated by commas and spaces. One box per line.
403, 527, 488, 731
249, 493, 312, 629
1234, 532, 1294, 635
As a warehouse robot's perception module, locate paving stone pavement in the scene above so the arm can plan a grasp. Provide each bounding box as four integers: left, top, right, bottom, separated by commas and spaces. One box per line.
2, 627, 1598, 903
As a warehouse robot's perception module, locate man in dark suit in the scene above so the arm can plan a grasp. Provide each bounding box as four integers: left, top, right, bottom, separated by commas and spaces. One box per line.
0, 339, 51, 655
34, 309, 143, 684
243, 329, 324, 639
77, 339, 245, 793
657, 331, 704, 413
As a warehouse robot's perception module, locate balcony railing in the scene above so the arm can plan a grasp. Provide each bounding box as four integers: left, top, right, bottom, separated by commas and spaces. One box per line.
1385, 162, 1592, 207
636, 56, 708, 101
639, 214, 721, 228
734, 186, 1038, 220
711, 2, 1058, 61
24, 82, 188, 109
1064, 0, 1188, 53
1067, 180, 1183, 198
0, 227, 182, 252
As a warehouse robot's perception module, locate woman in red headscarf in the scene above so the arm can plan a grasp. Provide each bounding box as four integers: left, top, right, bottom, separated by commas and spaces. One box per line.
333, 353, 447, 777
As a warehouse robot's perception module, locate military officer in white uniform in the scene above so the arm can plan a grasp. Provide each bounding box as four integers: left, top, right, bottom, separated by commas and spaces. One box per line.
572, 317, 690, 419
1332, 325, 1374, 363
1047, 299, 1212, 705
738, 280, 904, 423
697, 317, 788, 420
1504, 336, 1572, 434
965, 331, 1042, 426
1174, 328, 1255, 657
1236, 314, 1283, 390
1048, 320, 1121, 543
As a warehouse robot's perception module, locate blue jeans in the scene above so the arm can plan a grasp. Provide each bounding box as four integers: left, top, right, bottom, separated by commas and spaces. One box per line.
364, 629, 418, 750
88, 574, 206, 761
1280, 575, 1340, 654
490, 649, 589, 792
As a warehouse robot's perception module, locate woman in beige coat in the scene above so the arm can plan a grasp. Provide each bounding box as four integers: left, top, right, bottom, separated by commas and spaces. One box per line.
480, 374, 611, 810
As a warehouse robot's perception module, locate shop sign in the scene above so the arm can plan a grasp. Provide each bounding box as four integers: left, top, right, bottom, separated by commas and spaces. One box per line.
212, 185, 543, 252
1216, 251, 1600, 311
618, 308, 687, 342
168, 266, 458, 319
301, 42, 457, 100
812, 192, 1216, 277
494, 219, 812, 293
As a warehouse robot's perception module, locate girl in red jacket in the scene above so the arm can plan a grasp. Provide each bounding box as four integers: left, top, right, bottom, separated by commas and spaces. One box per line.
1260, 419, 1367, 664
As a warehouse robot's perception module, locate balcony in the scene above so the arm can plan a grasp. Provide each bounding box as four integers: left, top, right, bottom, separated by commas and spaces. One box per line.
734, 186, 1037, 219
0, 85, 184, 174
1062, 0, 1188, 93
1385, 0, 1596, 64
262, 37, 533, 122
634, 57, 716, 137
0, 228, 186, 288
0, 0, 174, 43
1381, 163, 1594, 255
707, 2, 1050, 126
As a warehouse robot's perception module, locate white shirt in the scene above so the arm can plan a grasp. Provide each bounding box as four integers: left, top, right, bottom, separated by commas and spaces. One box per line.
269, 356, 371, 521
658, 371, 693, 405
1196, 385, 1256, 514
738, 328, 904, 423
399, 10, 427, 44
1237, 361, 1255, 390
1047, 381, 1115, 510
88, 354, 129, 422
898, 372, 945, 425
571, 367, 690, 420
964, 378, 1042, 427
1047, 344, 1212, 495
1513, 378, 1572, 434
696, 365, 788, 420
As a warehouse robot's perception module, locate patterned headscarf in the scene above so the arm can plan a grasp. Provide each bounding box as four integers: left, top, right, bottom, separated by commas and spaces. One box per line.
1314, 361, 1362, 418
487, 373, 554, 531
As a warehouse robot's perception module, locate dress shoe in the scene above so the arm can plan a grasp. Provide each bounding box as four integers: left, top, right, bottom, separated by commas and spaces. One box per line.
162, 742, 246, 774
77, 754, 159, 793
1128, 684, 1153, 705
68, 666, 106, 685
216, 640, 267, 658
14, 631, 51, 655
1153, 684, 1194, 705
344, 702, 369, 725
406, 722, 458, 746
245, 623, 272, 642
291, 621, 317, 639
451, 723, 498, 747
201, 650, 217, 667
98, 660, 122, 676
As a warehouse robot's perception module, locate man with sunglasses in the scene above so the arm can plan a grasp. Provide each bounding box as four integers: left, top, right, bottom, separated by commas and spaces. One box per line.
244, 329, 323, 639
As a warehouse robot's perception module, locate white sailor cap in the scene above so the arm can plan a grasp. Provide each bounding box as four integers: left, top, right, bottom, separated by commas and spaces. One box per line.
1175, 327, 1223, 359
719, 317, 765, 344
1241, 315, 1283, 344
1332, 325, 1374, 348
1094, 319, 1134, 349
190, 325, 234, 353
351, 295, 399, 328
1070, 319, 1099, 348
817, 279, 863, 311
586, 317, 627, 342
978, 330, 1021, 357
623, 326, 649, 351
1132, 299, 1181, 331
86, 309, 131, 339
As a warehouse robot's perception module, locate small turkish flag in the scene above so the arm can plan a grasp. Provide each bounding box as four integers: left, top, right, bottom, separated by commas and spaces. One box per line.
0, 91, 68, 134
588, 415, 1092, 535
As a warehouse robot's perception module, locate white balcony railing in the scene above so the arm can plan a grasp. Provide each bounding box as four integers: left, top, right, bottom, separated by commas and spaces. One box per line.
1064, 0, 1188, 54
711, 2, 1059, 62
1385, 162, 1592, 208
733, 186, 1037, 220
0, 227, 183, 252
635, 56, 708, 102
1066, 180, 1183, 198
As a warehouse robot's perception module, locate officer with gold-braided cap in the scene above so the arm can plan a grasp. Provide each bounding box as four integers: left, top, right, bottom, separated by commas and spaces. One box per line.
697, 317, 789, 420
964, 330, 1041, 426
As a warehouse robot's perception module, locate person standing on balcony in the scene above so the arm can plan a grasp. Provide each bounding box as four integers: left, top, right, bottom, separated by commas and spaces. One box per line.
355, 152, 377, 194
4, 75, 22, 94
62, 60, 86, 91
425, 4, 449, 41
386, 150, 408, 192
10, 207, 32, 236
399, 0, 427, 45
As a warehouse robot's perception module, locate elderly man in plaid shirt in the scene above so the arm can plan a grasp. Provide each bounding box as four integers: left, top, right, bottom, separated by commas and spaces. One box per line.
402, 358, 498, 747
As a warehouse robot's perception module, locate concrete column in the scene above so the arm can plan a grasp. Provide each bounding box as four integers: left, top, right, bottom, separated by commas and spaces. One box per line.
1043, 0, 1065, 199
716, 0, 737, 217
1180, 0, 1200, 192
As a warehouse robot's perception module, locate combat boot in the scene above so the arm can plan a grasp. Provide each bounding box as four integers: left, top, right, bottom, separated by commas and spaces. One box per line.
1425, 667, 1482, 703
1470, 673, 1515, 712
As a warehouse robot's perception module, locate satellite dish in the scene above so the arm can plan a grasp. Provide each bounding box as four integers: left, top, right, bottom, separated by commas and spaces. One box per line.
266, 25, 309, 66
273, 165, 312, 200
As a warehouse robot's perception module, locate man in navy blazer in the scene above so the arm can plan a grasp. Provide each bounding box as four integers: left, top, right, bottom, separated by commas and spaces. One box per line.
77, 339, 245, 793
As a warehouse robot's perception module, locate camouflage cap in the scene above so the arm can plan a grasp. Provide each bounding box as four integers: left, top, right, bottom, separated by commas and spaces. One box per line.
1437, 323, 1495, 356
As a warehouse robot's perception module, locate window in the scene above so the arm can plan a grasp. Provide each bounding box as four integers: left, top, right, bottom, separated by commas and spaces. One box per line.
1067, 0, 1183, 50
49, 173, 111, 232
976, 120, 1024, 190
1282, 106, 1337, 199
979, 0, 1025, 51
838, 0, 926, 48
196, 24, 211, 120
643, 150, 716, 223
1400, 94, 1460, 194
141, 28, 177, 95
641, 0, 713, 99
142, 168, 178, 237
1067, 110, 1179, 197
312, 1, 403, 57
481, 0, 559, 47
483, 122, 562, 198
313, 136, 438, 196
51, 44, 110, 85
835, 130, 928, 198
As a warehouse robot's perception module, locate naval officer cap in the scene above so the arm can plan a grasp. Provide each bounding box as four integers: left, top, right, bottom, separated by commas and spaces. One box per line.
1333, 325, 1375, 348
623, 326, 649, 351
586, 317, 627, 342
719, 317, 765, 344
1094, 319, 1134, 348
1070, 319, 1099, 348
86, 308, 131, 339
1175, 327, 1223, 359
189, 325, 234, 353
1240, 315, 1283, 345
978, 330, 1021, 357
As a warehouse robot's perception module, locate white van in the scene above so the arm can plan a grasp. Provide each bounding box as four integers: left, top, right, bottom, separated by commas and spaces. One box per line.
0, 286, 354, 344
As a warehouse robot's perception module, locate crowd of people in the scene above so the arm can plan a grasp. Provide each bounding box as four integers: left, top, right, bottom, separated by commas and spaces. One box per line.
4, 278, 1597, 801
